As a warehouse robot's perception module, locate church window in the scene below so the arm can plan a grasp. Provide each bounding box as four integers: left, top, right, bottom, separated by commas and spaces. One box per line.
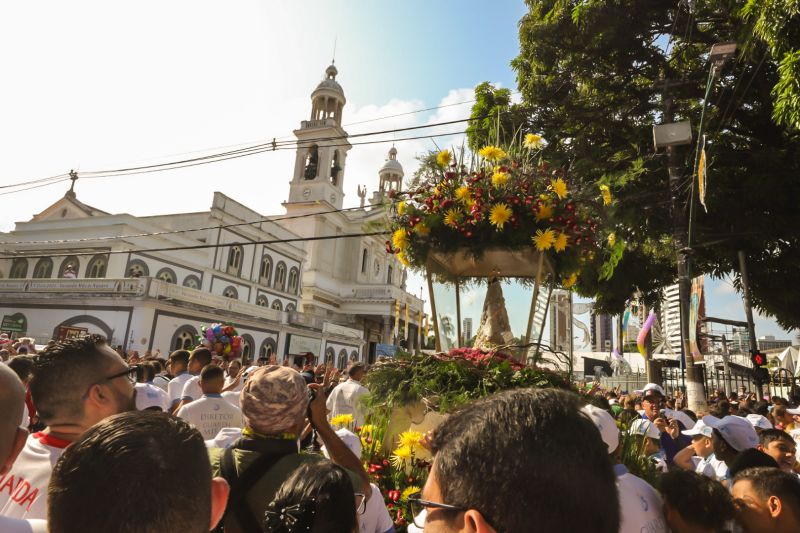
287, 267, 299, 294
183, 275, 200, 289
387, 265, 393, 285
33, 258, 53, 279
271, 300, 283, 311
10, 259, 28, 279
86, 254, 108, 278
330, 150, 341, 185
256, 295, 269, 307
260, 255, 273, 285
227, 245, 243, 276
361, 249, 368, 274
303, 145, 319, 180
155, 268, 176, 284
274, 262, 286, 291
223, 286, 238, 299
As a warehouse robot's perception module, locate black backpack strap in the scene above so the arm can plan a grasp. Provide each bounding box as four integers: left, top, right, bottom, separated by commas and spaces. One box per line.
215, 445, 292, 532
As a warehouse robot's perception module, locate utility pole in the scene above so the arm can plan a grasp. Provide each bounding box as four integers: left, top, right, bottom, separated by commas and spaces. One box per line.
720, 334, 732, 398
738, 250, 763, 398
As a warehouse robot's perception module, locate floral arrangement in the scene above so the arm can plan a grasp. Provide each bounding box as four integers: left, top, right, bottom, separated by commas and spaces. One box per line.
198, 323, 243, 359
434, 346, 525, 371
386, 138, 610, 287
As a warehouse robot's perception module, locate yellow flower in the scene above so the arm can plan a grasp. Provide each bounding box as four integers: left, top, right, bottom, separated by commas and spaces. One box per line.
599, 184, 612, 206
392, 229, 408, 251
398, 431, 425, 449
562, 272, 578, 288
491, 171, 510, 188
401, 486, 422, 502
607, 232, 617, 247
533, 228, 556, 251
535, 203, 553, 222
489, 203, 512, 230
479, 145, 507, 161
397, 252, 410, 267
361, 437, 382, 454
330, 414, 354, 427
550, 178, 568, 200
455, 186, 472, 204
553, 232, 568, 252
359, 424, 375, 436
444, 208, 462, 228
397, 201, 406, 216
414, 223, 430, 237
390, 444, 413, 467
437, 149, 452, 167
523, 133, 543, 149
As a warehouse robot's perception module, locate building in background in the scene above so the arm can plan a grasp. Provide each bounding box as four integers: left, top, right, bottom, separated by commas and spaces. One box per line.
757, 335, 792, 351
548, 289, 571, 352
590, 311, 613, 353
462, 317, 472, 343
0, 63, 423, 367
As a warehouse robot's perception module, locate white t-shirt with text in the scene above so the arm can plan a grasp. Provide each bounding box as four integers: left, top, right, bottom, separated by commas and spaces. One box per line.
0, 432, 69, 520
167, 372, 193, 406
176, 394, 244, 440
616, 464, 668, 533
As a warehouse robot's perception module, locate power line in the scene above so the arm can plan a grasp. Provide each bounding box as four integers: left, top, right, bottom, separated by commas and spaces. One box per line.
0, 173, 70, 190
0, 231, 391, 261
0, 177, 72, 197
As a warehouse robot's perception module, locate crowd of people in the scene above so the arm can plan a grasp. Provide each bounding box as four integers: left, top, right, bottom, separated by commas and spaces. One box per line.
2, 333, 800, 532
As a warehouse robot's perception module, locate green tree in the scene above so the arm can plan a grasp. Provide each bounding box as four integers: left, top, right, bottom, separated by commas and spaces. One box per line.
507, 0, 800, 330
466, 81, 530, 151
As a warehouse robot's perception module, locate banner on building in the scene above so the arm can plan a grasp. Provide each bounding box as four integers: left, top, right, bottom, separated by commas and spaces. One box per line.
57, 326, 88, 341
689, 276, 705, 361
376, 344, 397, 358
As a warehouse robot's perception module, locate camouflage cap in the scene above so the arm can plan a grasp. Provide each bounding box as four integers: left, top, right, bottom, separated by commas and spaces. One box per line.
240, 366, 309, 434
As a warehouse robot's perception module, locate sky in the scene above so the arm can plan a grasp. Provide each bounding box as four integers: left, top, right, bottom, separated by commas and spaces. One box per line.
0, 1, 793, 342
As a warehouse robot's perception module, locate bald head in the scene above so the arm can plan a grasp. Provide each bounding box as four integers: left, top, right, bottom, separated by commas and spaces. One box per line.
0, 363, 26, 471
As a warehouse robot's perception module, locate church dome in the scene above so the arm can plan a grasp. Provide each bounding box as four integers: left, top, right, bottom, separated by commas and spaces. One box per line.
379, 147, 404, 177
313, 64, 344, 96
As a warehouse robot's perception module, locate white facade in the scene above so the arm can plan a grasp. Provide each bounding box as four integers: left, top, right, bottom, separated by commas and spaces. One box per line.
0, 64, 423, 365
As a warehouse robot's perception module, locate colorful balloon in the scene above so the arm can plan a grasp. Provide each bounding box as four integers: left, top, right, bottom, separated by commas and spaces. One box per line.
636, 311, 657, 357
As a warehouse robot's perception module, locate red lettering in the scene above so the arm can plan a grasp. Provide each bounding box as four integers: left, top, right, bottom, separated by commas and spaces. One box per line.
18, 488, 38, 511
0, 474, 15, 496
11, 479, 30, 503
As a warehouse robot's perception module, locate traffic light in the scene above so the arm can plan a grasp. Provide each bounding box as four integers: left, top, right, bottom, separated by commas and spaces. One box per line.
751, 349, 766, 368
751, 349, 770, 384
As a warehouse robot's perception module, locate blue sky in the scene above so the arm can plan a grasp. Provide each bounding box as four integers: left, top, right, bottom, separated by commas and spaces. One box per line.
0, 1, 792, 341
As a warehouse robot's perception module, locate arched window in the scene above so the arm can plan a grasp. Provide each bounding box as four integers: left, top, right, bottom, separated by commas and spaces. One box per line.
223, 286, 238, 299
182, 275, 201, 289
86, 254, 108, 279
155, 268, 176, 284
337, 350, 348, 371
387, 265, 393, 285
325, 347, 336, 365
256, 294, 269, 307
126, 259, 149, 278
271, 300, 283, 311
259, 255, 273, 285
171, 326, 198, 351
33, 258, 53, 279
361, 249, 368, 273
9, 259, 28, 279
274, 262, 286, 291
286, 303, 296, 312
303, 145, 319, 180
287, 267, 299, 294
241, 334, 255, 360
259, 338, 277, 358
350, 350, 359, 362
330, 150, 341, 185
227, 245, 243, 276
58, 257, 80, 278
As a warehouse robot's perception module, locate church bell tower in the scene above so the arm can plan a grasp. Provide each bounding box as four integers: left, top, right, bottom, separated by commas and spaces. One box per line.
285, 63, 352, 210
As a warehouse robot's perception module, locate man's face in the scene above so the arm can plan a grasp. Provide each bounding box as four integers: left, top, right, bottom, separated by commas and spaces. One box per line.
690, 435, 712, 458
641, 394, 663, 420
94, 345, 137, 417
188, 356, 203, 374
228, 362, 241, 375
732, 480, 775, 533
419, 465, 461, 532
760, 440, 796, 473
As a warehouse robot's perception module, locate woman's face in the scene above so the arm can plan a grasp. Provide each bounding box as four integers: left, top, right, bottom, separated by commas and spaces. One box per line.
228, 362, 241, 375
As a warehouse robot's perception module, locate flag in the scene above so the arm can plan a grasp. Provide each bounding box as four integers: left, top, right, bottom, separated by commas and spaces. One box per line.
698, 135, 708, 212
393, 299, 400, 340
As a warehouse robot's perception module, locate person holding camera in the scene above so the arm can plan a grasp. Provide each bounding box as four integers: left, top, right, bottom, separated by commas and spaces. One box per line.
207, 365, 369, 533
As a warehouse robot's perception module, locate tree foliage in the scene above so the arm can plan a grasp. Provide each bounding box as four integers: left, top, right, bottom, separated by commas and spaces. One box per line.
501, 0, 800, 328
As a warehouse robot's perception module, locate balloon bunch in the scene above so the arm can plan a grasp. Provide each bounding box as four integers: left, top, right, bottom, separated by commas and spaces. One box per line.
199, 323, 243, 358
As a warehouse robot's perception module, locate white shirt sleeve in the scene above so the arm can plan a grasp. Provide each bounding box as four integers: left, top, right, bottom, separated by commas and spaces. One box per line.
181, 376, 201, 401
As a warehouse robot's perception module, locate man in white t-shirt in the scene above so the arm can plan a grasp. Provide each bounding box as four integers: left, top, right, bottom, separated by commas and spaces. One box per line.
326, 363, 369, 426
134, 362, 170, 412
0, 363, 47, 533
674, 419, 728, 480
166, 349, 193, 411
176, 365, 244, 440
581, 404, 668, 533
0, 335, 135, 521
322, 428, 395, 533
178, 348, 214, 406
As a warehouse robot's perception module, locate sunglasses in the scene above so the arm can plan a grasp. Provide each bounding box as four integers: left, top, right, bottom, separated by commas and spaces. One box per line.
407, 493, 466, 528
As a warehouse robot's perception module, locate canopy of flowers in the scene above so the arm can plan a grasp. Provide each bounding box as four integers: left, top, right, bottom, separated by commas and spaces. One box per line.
386, 142, 610, 288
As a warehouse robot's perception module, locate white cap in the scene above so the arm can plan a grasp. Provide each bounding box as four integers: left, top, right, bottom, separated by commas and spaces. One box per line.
581, 404, 620, 454
664, 408, 695, 429
629, 418, 661, 439
702, 415, 759, 452
745, 414, 774, 430
322, 428, 362, 459
786, 407, 800, 415
134, 383, 166, 411
682, 419, 713, 438
636, 383, 666, 398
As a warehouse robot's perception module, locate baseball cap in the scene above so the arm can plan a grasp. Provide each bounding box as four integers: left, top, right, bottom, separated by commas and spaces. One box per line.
745, 414, 773, 430
682, 419, 713, 438
702, 415, 759, 452
785, 407, 800, 415
321, 428, 363, 459
581, 404, 620, 454
636, 383, 666, 398
629, 418, 661, 439
240, 366, 309, 435
664, 408, 694, 429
